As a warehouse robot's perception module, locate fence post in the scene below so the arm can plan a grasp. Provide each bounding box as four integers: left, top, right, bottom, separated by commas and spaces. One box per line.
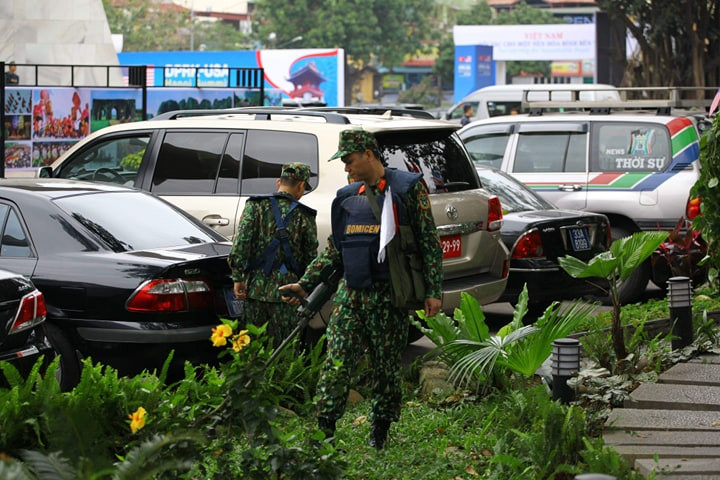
1, 61, 5, 178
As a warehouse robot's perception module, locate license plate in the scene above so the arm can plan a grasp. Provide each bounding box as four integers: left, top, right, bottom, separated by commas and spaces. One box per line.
441, 234, 462, 258
224, 288, 244, 318
568, 227, 591, 252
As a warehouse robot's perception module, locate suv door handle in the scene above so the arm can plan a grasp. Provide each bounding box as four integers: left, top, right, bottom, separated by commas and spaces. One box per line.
202, 215, 230, 226
558, 184, 583, 192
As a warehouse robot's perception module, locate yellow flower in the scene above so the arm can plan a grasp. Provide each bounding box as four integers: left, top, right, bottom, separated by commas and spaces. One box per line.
128, 407, 147, 433
231, 330, 251, 352
210, 324, 233, 347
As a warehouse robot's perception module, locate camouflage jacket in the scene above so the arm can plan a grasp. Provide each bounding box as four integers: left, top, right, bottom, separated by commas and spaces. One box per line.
229, 192, 318, 303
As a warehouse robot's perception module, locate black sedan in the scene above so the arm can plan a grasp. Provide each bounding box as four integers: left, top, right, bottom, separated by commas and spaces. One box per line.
0, 179, 242, 389
475, 166, 611, 312
0, 269, 55, 386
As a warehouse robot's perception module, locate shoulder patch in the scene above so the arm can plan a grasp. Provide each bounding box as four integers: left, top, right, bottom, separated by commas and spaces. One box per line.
418, 191, 430, 210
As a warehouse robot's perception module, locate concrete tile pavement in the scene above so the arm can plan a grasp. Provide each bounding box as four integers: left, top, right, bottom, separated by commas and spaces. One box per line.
604, 355, 720, 478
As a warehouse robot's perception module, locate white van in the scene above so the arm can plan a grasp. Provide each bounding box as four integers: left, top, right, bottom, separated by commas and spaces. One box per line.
444, 83, 621, 123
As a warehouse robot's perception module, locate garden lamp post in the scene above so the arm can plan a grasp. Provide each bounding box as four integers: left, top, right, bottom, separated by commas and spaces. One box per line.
668, 276, 693, 349
551, 338, 581, 404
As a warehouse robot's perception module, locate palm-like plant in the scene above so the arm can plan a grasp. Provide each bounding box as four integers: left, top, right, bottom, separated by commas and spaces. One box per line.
558, 231, 669, 360
414, 286, 597, 391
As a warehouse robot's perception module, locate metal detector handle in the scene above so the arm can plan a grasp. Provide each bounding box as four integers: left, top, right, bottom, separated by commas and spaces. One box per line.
262, 268, 341, 370
297, 268, 341, 318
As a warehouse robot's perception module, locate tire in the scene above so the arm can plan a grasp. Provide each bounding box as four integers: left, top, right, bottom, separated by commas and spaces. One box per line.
606, 226, 650, 305
45, 323, 81, 391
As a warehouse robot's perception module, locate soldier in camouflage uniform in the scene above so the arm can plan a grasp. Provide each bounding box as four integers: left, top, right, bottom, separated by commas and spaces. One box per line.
281, 130, 443, 450
228, 162, 318, 346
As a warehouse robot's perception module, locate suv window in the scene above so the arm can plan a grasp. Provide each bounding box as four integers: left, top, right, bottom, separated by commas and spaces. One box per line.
379, 130, 480, 193
592, 123, 670, 172
463, 133, 510, 168
152, 131, 229, 194
56, 134, 150, 185
513, 131, 587, 173
241, 130, 318, 195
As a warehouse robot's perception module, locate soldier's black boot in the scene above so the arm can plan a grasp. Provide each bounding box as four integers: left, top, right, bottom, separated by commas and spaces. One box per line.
369, 420, 390, 450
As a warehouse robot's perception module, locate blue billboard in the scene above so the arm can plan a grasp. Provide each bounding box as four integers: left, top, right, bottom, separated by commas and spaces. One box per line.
117, 49, 345, 106
454, 45, 494, 104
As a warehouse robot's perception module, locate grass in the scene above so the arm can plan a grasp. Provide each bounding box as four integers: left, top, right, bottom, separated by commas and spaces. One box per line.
583, 284, 720, 332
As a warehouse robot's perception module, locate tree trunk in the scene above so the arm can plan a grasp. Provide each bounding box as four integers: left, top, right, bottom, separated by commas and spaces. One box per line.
611, 298, 627, 360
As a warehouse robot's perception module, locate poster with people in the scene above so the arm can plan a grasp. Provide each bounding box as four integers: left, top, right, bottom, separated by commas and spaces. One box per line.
32, 88, 91, 140
3, 83, 273, 173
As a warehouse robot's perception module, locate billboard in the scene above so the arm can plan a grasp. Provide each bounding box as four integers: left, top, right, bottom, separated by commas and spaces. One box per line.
454, 45, 495, 104
117, 48, 345, 106
453, 24, 595, 61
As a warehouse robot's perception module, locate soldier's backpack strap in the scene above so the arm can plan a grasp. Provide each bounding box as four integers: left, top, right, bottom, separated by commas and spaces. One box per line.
245, 195, 302, 276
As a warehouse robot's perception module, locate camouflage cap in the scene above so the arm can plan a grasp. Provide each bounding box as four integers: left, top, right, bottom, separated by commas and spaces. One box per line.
280, 162, 313, 191
328, 129, 381, 161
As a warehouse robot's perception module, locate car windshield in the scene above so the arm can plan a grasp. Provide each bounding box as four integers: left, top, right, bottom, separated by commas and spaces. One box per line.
475, 167, 552, 213
53, 191, 218, 252
378, 130, 480, 193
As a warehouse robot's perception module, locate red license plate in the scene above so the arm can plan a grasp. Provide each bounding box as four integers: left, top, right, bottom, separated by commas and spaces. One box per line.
441, 234, 462, 258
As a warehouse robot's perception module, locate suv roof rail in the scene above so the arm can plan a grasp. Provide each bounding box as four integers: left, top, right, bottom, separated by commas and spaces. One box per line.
296, 106, 437, 120
151, 108, 351, 124
522, 86, 718, 115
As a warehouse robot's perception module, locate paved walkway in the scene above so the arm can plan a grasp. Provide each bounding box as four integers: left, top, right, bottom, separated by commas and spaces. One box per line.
603, 353, 720, 479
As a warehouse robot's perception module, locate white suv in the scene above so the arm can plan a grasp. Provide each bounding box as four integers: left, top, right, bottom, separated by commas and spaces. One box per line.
459, 107, 701, 303
39, 107, 510, 313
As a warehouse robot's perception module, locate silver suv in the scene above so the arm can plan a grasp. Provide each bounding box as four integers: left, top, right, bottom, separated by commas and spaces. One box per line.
38, 107, 510, 312
459, 104, 702, 303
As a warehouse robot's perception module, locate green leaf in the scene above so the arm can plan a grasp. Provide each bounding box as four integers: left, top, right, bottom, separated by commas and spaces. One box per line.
615, 231, 669, 281
559, 251, 619, 279
458, 292, 490, 341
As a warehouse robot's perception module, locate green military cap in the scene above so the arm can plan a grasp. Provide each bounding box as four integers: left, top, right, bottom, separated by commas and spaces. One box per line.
281, 162, 313, 191
329, 129, 381, 161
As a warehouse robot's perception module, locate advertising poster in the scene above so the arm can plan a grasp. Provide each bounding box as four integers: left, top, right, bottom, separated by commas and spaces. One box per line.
145, 87, 281, 118
32, 88, 91, 140
117, 48, 345, 106
454, 45, 495, 104
90, 88, 144, 131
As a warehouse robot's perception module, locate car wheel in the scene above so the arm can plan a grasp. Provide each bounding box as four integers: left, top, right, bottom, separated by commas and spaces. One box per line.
607, 226, 650, 305
46, 323, 81, 391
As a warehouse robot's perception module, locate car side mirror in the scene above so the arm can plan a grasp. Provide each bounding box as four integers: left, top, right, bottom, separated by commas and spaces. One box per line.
37, 166, 52, 178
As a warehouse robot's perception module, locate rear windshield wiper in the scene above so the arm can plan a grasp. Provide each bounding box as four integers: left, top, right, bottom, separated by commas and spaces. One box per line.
72, 213, 132, 252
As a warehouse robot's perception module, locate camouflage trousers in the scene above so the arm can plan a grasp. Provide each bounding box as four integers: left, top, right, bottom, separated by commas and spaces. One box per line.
316, 294, 409, 425
245, 298, 299, 347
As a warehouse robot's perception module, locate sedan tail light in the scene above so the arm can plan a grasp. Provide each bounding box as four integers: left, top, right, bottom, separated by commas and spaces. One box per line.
126, 278, 214, 312
512, 230, 544, 259
686, 196, 701, 220
487, 196, 503, 231
10, 291, 47, 334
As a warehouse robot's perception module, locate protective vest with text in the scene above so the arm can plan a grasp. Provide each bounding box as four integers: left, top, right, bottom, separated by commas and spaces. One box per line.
331, 169, 422, 289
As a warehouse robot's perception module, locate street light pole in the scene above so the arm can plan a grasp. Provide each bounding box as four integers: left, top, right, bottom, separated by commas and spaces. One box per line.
190, 0, 195, 51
